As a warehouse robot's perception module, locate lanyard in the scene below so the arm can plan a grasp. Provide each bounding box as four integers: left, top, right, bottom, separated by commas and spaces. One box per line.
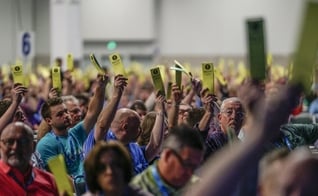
9, 169, 35, 191
274, 136, 293, 150
151, 166, 170, 196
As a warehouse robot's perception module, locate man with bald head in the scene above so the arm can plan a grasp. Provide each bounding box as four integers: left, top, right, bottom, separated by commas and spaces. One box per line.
204, 97, 245, 159
0, 122, 59, 195
82, 73, 149, 174
84, 84, 166, 175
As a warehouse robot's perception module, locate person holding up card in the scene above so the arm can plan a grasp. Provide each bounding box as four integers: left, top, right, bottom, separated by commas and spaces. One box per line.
0, 122, 59, 195
36, 73, 108, 195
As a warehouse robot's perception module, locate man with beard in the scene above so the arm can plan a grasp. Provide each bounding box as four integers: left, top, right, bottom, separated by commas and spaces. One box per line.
0, 122, 59, 195
35, 74, 108, 194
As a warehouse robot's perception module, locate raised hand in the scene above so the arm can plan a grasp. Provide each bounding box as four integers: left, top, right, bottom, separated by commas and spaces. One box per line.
171, 83, 183, 105
12, 84, 28, 103
113, 74, 128, 95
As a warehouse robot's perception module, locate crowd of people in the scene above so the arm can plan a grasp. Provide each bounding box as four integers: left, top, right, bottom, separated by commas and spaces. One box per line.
0, 60, 317, 196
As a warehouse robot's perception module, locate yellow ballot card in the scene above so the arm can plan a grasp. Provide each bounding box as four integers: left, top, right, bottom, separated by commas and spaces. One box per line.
67, 53, 74, 71
291, 1, 318, 93
48, 155, 73, 196
52, 66, 62, 91
109, 53, 126, 76
202, 63, 214, 94
90, 53, 105, 75
246, 18, 267, 81
150, 67, 165, 96
11, 62, 24, 85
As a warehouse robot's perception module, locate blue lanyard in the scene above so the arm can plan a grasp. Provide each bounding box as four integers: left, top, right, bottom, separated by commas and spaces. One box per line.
151, 166, 170, 196
9, 169, 35, 191
283, 136, 293, 150
274, 136, 293, 150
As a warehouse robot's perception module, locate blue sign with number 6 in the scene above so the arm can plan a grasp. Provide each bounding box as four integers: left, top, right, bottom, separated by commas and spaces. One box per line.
22, 32, 31, 56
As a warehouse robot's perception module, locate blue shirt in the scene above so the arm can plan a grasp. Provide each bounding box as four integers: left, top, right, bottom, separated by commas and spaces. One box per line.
36, 121, 87, 182
83, 129, 148, 175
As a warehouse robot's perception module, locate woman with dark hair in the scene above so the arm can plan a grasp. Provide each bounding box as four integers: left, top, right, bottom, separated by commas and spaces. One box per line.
84, 141, 151, 196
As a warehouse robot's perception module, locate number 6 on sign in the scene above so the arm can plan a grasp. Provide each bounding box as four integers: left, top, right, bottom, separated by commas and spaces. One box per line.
18, 31, 34, 59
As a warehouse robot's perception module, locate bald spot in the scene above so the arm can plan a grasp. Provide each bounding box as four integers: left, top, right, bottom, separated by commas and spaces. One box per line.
113, 108, 140, 122
1, 122, 34, 140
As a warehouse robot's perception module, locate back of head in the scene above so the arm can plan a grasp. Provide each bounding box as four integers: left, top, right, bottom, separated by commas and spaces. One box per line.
130, 100, 147, 112
61, 95, 79, 105
287, 158, 318, 196
163, 124, 205, 153
258, 148, 290, 196
279, 150, 318, 196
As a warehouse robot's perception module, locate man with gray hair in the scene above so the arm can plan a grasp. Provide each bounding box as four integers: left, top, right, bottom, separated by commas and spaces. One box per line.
204, 97, 245, 159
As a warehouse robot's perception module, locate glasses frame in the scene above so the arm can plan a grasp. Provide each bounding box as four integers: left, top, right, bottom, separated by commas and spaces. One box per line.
0, 138, 31, 148
170, 149, 198, 171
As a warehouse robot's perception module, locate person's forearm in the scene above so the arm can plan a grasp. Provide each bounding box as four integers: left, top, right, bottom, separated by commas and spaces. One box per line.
145, 92, 156, 112
83, 85, 106, 132
0, 101, 19, 132
145, 111, 165, 162
182, 89, 196, 105
94, 91, 122, 141
168, 104, 179, 128
198, 111, 213, 132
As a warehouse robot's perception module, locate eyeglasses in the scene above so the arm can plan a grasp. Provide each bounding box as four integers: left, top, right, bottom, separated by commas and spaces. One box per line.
221, 109, 245, 119
0, 138, 30, 147
97, 161, 121, 172
170, 150, 198, 171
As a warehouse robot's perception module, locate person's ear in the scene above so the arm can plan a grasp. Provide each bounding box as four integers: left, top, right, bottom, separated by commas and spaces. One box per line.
217, 113, 222, 121
121, 122, 128, 131
45, 117, 52, 125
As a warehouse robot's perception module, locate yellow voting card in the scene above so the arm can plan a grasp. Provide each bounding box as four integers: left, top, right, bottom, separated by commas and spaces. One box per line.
109, 53, 126, 76
67, 53, 74, 71
52, 66, 62, 92
11, 62, 24, 86
150, 67, 165, 96
48, 155, 73, 196
292, 1, 318, 93
202, 63, 214, 94
90, 53, 105, 75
